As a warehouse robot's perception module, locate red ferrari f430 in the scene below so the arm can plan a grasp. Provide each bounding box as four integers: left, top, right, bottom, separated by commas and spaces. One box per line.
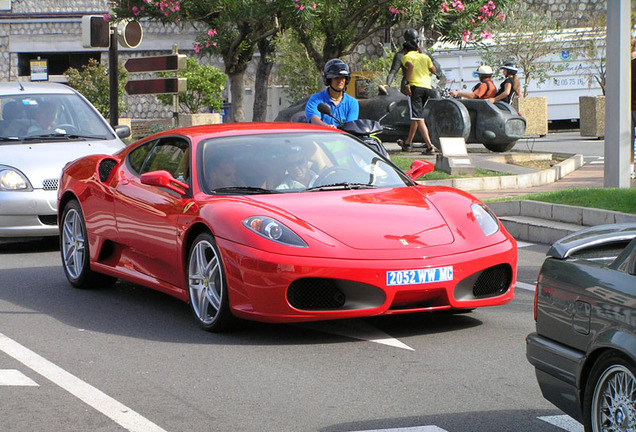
58, 123, 516, 332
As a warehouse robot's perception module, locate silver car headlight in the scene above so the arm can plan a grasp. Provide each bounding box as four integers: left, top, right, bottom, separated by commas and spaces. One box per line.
0, 167, 32, 191
471, 203, 500, 236
243, 216, 308, 247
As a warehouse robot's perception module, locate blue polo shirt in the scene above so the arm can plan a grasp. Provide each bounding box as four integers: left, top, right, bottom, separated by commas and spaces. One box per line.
304, 89, 359, 126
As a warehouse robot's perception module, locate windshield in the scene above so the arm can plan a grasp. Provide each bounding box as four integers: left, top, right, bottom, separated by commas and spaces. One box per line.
199, 132, 411, 194
0, 93, 114, 140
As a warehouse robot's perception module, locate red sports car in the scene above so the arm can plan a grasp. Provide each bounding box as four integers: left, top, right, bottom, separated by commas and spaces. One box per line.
58, 123, 517, 332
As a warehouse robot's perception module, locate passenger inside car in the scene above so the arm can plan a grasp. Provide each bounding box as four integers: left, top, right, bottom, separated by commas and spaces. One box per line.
207, 154, 243, 189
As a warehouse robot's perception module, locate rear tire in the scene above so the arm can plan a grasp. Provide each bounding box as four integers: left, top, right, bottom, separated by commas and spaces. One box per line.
583, 351, 636, 432
60, 200, 115, 288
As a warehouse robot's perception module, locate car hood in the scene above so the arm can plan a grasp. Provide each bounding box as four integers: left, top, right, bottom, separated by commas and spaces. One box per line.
0, 139, 124, 188
251, 187, 454, 250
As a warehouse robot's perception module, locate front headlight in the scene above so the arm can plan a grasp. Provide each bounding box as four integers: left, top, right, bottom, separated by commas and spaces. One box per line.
0, 167, 32, 191
471, 203, 500, 236
243, 216, 308, 247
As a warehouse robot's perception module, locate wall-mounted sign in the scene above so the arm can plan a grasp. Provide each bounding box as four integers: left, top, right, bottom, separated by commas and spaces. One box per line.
30, 59, 48, 81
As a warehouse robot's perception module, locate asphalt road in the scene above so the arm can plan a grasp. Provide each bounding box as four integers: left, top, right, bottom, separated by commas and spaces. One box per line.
0, 237, 583, 432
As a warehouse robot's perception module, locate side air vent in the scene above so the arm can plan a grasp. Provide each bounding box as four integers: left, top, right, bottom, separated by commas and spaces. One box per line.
98, 158, 118, 182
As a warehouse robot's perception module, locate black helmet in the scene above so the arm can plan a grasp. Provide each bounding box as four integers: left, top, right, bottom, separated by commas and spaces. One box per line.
323, 59, 351, 86
404, 28, 419, 42
501, 62, 519, 74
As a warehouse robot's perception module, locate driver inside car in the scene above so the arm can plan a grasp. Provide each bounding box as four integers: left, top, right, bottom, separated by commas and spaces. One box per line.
28, 100, 60, 135
276, 147, 318, 190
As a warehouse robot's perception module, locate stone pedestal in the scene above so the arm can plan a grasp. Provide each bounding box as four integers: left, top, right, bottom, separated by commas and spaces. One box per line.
436, 137, 476, 176
579, 95, 605, 138
513, 97, 548, 137
178, 113, 222, 127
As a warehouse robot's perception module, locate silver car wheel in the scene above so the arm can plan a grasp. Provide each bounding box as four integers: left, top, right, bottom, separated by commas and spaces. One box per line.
591, 364, 636, 432
188, 237, 224, 326
61, 207, 86, 280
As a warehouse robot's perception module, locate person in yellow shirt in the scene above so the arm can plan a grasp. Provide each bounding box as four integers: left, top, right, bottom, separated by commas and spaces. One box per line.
398, 41, 437, 154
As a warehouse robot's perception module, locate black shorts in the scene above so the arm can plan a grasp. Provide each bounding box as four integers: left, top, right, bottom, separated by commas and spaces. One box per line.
408, 86, 436, 120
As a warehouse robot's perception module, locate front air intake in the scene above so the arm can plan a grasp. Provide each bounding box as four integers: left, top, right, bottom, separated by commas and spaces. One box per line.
287, 278, 346, 310
472, 264, 512, 298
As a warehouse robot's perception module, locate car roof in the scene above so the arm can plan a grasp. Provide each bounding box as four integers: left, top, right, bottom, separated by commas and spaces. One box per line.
146, 122, 338, 141
0, 81, 78, 96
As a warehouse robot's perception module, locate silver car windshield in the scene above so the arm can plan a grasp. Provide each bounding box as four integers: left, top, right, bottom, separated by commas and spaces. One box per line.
0, 93, 114, 140
199, 132, 411, 194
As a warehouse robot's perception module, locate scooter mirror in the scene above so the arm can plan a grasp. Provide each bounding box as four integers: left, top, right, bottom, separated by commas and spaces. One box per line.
318, 103, 332, 115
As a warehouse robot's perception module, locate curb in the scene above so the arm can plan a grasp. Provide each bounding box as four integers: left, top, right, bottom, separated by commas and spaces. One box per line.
417, 153, 585, 192
487, 200, 636, 244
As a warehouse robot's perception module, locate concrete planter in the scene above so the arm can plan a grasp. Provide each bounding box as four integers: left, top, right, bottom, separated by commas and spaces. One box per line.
513, 96, 548, 137
579, 95, 604, 138
177, 112, 222, 127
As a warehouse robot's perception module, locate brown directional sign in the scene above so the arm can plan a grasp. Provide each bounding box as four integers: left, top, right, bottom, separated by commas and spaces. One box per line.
124, 54, 186, 73
124, 78, 186, 95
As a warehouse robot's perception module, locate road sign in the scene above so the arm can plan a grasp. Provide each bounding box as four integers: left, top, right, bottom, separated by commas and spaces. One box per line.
124, 77, 186, 95
124, 54, 186, 73
118, 20, 143, 49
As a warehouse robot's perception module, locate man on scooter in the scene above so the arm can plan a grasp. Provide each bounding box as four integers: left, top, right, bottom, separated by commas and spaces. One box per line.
305, 59, 359, 127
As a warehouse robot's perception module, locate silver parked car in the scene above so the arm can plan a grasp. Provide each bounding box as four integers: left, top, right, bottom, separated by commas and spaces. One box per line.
0, 81, 129, 239
526, 223, 636, 432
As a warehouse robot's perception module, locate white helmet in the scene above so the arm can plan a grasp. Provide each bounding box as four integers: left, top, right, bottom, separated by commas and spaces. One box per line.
476, 65, 493, 75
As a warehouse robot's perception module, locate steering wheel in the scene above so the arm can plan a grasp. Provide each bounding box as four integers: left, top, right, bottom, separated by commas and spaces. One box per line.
314, 166, 349, 186
54, 124, 79, 134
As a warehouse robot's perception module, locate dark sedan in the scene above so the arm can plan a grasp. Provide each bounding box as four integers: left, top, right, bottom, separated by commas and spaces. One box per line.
526, 223, 636, 432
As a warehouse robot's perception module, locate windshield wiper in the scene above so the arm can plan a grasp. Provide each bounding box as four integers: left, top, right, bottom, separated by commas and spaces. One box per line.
0, 136, 21, 142
211, 186, 279, 194
23, 133, 106, 140
306, 182, 376, 191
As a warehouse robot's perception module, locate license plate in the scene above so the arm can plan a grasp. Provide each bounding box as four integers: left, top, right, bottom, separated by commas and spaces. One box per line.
386, 266, 453, 286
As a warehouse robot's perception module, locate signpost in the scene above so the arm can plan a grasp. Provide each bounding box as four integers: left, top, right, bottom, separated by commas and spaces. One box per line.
124, 54, 186, 73
124, 78, 186, 95
124, 47, 187, 127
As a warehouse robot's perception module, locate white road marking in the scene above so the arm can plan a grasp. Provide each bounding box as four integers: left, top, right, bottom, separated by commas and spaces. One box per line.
516, 240, 534, 248
347, 427, 448, 432
516, 281, 536, 292
298, 320, 415, 351
538, 415, 584, 432
0, 369, 38, 386
0, 332, 167, 432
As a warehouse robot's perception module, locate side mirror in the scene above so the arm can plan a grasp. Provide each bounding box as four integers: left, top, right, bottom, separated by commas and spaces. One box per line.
140, 170, 189, 195
406, 160, 435, 180
114, 124, 131, 139
317, 102, 332, 116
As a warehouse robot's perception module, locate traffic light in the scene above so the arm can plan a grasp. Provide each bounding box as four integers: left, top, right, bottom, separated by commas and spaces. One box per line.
81, 16, 143, 49
81, 15, 110, 48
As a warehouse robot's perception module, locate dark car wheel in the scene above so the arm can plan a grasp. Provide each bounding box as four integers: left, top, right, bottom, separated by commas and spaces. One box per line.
60, 200, 115, 288
187, 232, 235, 332
584, 351, 636, 432
483, 142, 517, 152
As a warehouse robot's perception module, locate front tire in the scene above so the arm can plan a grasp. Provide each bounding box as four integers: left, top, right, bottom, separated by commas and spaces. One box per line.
60, 200, 115, 288
187, 232, 235, 332
584, 351, 636, 432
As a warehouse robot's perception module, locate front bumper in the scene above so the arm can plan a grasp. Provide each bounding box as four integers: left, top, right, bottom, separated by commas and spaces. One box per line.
0, 189, 59, 238
218, 237, 516, 323
526, 332, 585, 422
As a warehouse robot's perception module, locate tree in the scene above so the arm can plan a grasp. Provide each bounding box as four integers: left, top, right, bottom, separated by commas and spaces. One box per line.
157, 57, 226, 113
111, 0, 279, 122
477, 2, 566, 97
65, 58, 128, 119
570, 14, 606, 95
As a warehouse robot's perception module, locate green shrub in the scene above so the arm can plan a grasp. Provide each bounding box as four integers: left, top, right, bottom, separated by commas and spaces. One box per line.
65, 58, 128, 119
157, 57, 226, 113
